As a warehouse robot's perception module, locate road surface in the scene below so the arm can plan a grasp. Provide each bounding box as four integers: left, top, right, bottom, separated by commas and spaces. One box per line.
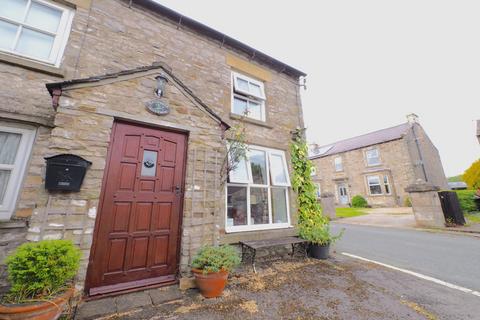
332, 223, 480, 292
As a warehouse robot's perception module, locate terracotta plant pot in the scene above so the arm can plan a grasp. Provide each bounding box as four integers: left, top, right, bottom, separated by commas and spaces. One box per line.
0, 288, 74, 320
192, 268, 228, 298
309, 243, 330, 260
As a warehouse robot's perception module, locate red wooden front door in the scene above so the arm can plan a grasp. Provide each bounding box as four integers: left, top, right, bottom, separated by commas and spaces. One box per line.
86, 122, 187, 296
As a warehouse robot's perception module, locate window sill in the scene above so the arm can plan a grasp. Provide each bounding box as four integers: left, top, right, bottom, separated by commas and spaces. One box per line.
225, 224, 293, 234
229, 113, 273, 129
0, 52, 65, 78
0, 220, 27, 229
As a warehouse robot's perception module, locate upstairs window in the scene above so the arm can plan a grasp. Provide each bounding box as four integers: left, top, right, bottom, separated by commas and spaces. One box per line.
0, 0, 74, 66
231, 72, 266, 121
227, 145, 291, 232
365, 148, 380, 166
334, 156, 343, 172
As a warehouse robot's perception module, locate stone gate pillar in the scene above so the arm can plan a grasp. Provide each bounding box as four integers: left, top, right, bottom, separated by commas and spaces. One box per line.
405, 181, 445, 228
320, 192, 336, 220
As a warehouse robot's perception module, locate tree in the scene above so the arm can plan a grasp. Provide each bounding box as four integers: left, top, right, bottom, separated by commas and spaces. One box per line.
463, 159, 480, 189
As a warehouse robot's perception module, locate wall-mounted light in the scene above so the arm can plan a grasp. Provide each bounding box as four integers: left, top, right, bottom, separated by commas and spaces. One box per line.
154, 74, 168, 97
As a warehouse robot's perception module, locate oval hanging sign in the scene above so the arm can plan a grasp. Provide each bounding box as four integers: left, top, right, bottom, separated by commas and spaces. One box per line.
145, 99, 170, 116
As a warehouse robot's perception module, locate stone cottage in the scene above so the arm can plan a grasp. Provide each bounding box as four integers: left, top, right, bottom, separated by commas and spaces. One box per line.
0, 0, 306, 297
310, 114, 448, 207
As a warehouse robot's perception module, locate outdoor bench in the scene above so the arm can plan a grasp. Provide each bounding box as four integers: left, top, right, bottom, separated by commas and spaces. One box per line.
239, 236, 309, 273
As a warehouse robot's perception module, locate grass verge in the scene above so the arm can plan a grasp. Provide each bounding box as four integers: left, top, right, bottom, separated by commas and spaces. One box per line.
465, 212, 480, 224
335, 207, 367, 219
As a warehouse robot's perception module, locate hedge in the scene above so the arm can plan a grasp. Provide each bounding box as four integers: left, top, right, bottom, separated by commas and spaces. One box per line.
454, 190, 477, 212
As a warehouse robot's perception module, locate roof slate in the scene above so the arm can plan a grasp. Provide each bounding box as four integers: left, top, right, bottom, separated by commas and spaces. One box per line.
310, 123, 411, 159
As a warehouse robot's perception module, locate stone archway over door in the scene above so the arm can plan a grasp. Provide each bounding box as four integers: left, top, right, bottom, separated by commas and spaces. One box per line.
86, 121, 187, 296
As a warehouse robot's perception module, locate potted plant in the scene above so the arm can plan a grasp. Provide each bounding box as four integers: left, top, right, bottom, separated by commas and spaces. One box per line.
0, 240, 81, 320
299, 214, 343, 260
191, 245, 240, 298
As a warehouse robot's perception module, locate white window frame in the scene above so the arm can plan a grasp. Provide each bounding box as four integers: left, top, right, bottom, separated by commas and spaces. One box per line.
365, 148, 381, 166
310, 166, 317, 176
334, 156, 343, 172
0, 0, 74, 67
226, 145, 291, 233
0, 123, 36, 220
231, 71, 266, 122
232, 72, 266, 100
383, 175, 391, 195
366, 175, 382, 195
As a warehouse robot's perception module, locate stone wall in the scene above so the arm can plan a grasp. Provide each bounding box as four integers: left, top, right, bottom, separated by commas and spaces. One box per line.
1, 0, 304, 293
25, 69, 227, 289
311, 139, 415, 207
405, 182, 445, 228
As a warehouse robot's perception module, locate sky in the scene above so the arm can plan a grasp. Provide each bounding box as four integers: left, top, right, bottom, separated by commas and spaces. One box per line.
157, 0, 480, 177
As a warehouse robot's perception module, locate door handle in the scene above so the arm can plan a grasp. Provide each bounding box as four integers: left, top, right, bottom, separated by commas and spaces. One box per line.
175, 186, 181, 195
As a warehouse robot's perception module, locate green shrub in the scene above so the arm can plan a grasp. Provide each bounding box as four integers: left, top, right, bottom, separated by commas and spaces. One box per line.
351, 195, 368, 208
403, 196, 412, 207
454, 190, 477, 212
5, 240, 81, 303
299, 214, 343, 245
191, 245, 240, 274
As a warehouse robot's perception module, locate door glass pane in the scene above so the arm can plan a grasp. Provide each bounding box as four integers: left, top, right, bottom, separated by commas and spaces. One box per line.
247, 101, 262, 120
227, 186, 247, 226
0, 170, 11, 204
141, 150, 157, 177
0, 0, 28, 22
229, 156, 249, 183
233, 96, 247, 116
16, 28, 54, 60
249, 150, 267, 185
0, 20, 18, 50
250, 187, 268, 224
26, 2, 62, 33
271, 188, 288, 223
0, 132, 21, 164
269, 154, 287, 185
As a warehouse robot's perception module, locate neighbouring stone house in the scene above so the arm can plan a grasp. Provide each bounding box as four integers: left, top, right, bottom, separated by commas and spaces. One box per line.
0, 0, 306, 298
309, 114, 448, 207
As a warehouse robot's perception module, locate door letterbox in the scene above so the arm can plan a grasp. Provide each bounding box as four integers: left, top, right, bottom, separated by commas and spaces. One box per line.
44, 154, 92, 191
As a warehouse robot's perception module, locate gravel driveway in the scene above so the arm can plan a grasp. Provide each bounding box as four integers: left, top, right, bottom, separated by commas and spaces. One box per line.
106, 254, 478, 320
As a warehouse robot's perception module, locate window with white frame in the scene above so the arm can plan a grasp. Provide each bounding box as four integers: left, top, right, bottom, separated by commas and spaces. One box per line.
231, 72, 266, 121
334, 156, 343, 172
0, 0, 74, 66
383, 175, 391, 194
226, 145, 291, 232
365, 148, 380, 166
367, 175, 382, 195
310, 166, 316, 176
0, 123, 35, 220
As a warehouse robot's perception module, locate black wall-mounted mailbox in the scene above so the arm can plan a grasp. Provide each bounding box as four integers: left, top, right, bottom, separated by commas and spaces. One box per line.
44, 154, 92, 192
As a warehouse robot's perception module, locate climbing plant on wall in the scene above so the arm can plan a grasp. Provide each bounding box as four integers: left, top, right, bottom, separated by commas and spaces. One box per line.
220, 122, 249, 185
290, 129, 327, 225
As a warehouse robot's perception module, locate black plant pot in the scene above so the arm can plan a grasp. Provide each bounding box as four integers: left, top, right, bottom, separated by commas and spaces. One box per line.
309, 243, 330, 260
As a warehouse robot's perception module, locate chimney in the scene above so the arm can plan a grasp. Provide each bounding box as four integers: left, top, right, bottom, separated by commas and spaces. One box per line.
406, 113, 419, 124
